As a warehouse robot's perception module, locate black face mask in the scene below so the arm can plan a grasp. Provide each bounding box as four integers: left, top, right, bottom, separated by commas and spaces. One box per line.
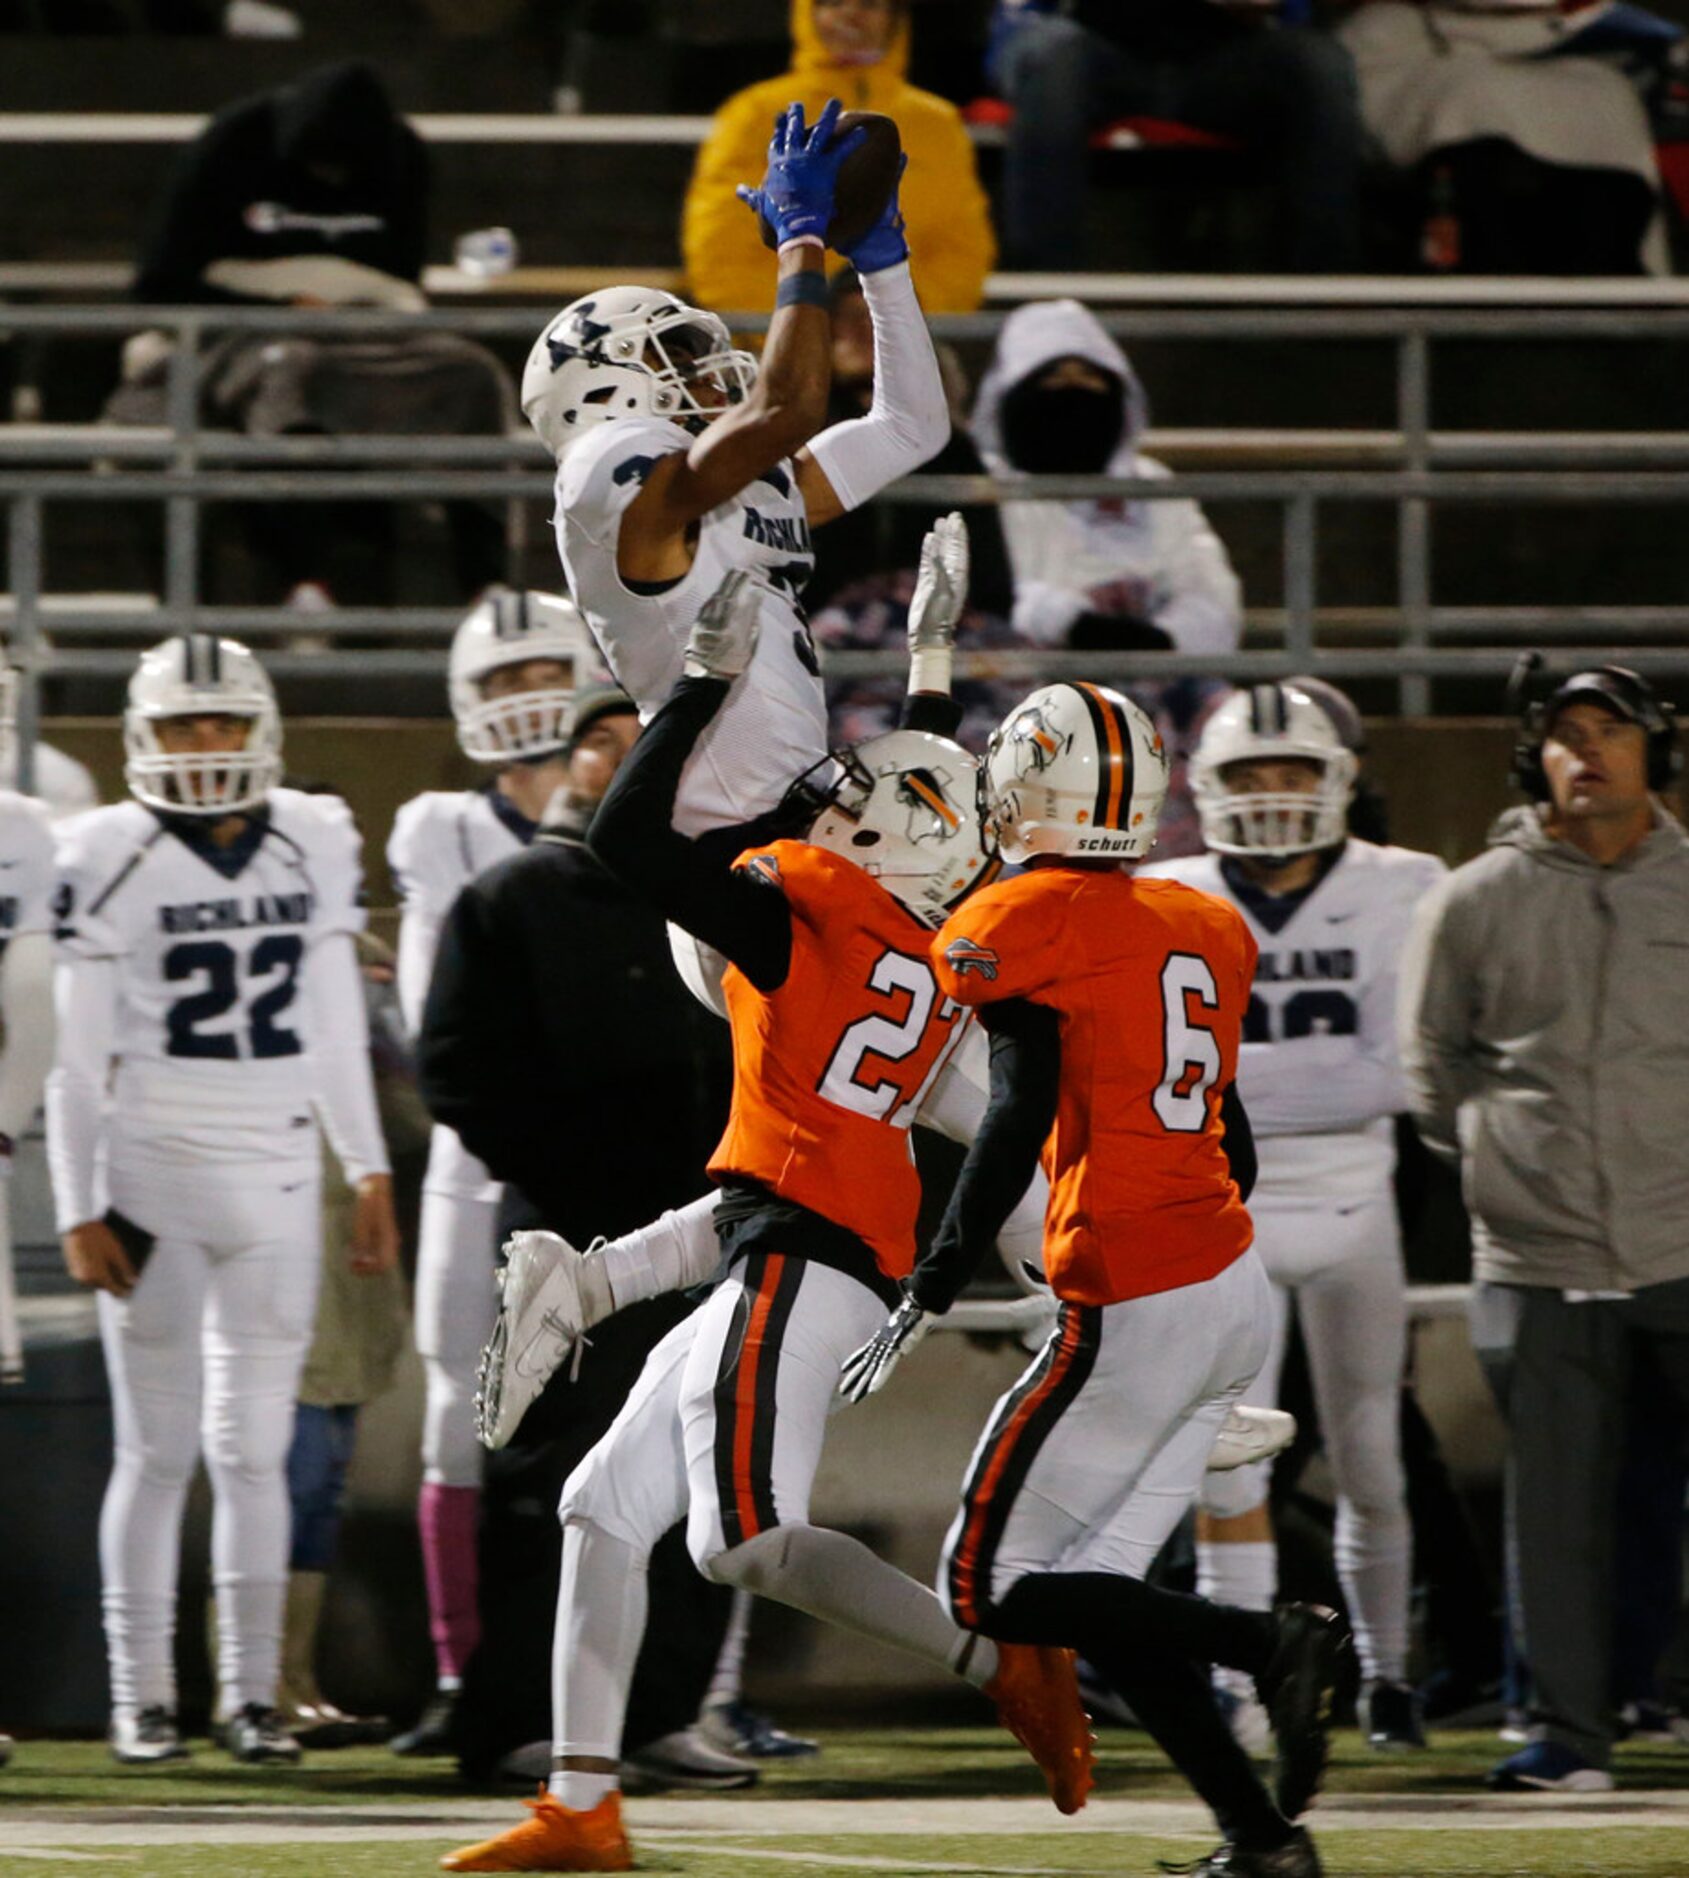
998, 378, 1126, 475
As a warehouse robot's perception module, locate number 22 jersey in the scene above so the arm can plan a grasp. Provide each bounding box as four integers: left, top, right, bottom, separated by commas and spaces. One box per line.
933, 866, 1257, 1308
50, 788, 366, 1174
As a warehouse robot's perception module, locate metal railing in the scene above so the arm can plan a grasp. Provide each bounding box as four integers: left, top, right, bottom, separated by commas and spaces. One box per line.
7, 298, 1689, 784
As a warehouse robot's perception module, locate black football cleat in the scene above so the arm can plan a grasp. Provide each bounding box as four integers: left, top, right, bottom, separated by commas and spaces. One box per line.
1257, 1604, 1350, 1821
222, 1702, 302, 1764
1363, 1678, 1427, 1751
1157, 1827, 1323, 1876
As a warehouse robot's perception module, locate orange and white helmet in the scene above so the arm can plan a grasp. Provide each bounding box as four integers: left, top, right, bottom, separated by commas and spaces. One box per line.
521, 287, 757, 463
807, 730, 995, 928
983, 682, 1167, 865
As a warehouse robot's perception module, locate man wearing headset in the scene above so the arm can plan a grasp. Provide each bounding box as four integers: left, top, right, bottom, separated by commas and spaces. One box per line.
1400, 664, 1689, 1794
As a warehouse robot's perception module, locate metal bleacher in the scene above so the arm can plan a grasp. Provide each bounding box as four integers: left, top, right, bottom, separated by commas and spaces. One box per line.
5, 110, 1689, 776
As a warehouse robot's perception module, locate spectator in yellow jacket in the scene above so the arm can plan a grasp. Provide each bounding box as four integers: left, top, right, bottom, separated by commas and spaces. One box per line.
682, 0, 995, 314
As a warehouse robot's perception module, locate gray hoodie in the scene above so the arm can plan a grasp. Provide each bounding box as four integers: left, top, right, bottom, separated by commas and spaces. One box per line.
1399, 801, 1689, 1290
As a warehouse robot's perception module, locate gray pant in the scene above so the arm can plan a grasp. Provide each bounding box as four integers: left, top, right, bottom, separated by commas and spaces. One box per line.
1470, 1276, 1689, 1765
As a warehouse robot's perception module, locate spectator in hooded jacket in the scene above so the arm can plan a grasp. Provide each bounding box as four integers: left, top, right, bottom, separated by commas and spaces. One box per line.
682, 0, 994, 315
134, 60, 427, 307
971, 297, 1242, 855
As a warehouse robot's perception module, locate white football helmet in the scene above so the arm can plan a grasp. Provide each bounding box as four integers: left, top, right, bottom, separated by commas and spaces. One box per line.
807, 730, 996, 928
124, 634, 282, 816
450, 588, 595, 764
1192, 682, 1358, 858
522, 286, 757, 462
983, 682, 1168, 865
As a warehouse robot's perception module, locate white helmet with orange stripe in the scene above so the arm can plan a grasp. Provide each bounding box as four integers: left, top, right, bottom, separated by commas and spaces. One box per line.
984, 682, 1168, 865
806, 729, 996, 928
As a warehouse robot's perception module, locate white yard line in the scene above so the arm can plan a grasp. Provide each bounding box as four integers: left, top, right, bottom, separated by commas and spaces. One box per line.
3, 1791, 1689, 1850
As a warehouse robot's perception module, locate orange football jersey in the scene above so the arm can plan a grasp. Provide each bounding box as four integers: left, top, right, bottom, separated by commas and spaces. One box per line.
710, 840, 970, 1279
932, 866, 1257, 1308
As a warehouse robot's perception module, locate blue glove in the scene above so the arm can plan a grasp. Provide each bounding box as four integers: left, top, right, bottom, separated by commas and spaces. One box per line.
840, 151, 909, 274
736, 97, 865, 249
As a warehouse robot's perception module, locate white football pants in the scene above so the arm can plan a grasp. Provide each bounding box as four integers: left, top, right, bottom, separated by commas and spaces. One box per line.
940, 1249, 1272, 1626
553, 1255, 981, 1763
415, 1185, 501, 1488
97, 1161, 321, 1719
1198, 1189, 1411, 1684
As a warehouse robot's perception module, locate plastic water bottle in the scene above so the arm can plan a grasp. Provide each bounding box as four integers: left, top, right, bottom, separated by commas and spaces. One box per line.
454, 227, 519, 280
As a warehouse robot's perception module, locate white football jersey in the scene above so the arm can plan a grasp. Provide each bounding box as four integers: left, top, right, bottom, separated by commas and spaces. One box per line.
53, 788, 366, 1168
388, 786, 536, 1200
1144, 839, 1447, 1198
0, 788, 58, 949
555, 415, 831, 836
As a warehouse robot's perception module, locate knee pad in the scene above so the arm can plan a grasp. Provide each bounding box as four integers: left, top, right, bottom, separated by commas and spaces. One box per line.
204, 1400, 294, 1487
1200, 1458, 1271, 1522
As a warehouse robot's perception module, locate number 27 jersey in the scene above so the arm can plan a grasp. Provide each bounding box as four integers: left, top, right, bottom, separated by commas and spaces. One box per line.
53, 789, 365, 1164
710, 841, 971, 1282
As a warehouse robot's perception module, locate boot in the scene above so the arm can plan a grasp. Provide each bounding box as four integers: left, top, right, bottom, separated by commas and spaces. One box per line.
277, 1570, 388, 1748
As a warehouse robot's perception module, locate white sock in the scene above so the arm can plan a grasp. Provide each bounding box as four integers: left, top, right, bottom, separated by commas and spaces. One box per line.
550, 1768, 619, 1811
550, 1519, 647, 1781
1197, 1539, 1277, 1615
1335, 1497, 1412, 1684
715, 1524, 998, 1688
706, 1588, 754, 1709
599, 1196, 722, 1313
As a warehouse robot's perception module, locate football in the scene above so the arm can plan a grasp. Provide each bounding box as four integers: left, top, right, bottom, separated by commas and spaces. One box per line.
758, 110, 903, 255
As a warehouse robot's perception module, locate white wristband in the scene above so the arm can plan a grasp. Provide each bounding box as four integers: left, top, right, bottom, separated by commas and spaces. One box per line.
908, 647, 954, 696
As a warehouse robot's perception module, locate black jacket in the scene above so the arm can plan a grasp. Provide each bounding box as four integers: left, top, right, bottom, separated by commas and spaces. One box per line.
135, 60, 428, 304
417, 820, 726, 1243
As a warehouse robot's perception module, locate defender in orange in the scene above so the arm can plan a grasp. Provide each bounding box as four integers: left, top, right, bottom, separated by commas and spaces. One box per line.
843, 682, 1351, 1878
441, 574, 1091, 1874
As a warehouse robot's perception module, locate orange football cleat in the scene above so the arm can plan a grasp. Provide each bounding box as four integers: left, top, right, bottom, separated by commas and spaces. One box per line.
986, 1642, 1096, 1815
440, 1788, 633, 1872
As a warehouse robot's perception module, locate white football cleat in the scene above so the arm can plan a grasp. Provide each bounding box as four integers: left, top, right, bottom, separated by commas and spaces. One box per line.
1207, 1405, 1297, 1473
475, 1230, 611, 1450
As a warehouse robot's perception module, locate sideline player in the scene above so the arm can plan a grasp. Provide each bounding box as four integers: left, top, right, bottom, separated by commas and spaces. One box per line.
843, 682, 1349, 1878
440, 575, 1092, 1874
0, 643, 59, 1393
1147, 684, 1446, 1751
46, 635, 399, 1766
387, 587, 596, 1755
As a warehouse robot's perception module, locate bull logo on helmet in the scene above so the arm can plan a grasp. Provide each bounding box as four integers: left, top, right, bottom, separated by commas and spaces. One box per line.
895, 768, 963, 848
1004, 703, 1068, 778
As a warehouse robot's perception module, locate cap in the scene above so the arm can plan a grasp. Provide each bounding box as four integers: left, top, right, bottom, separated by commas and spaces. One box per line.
566, 685, 638, 749
1543, 666, 1666, 735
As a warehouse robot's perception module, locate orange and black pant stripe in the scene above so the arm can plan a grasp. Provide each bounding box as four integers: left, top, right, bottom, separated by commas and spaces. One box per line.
946, 1302, 1102, 1631
712, 1250, 804, 1549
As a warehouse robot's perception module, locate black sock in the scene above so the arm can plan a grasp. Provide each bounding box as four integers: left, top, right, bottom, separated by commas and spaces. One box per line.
993, 1570, 1275, 1676
996, 1573, 1289, 1852
1092, 1639, 1293, 1852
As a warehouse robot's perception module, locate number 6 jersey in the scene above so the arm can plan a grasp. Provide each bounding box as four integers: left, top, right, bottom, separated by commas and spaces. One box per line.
932, 867, 1257, 1308
46, 788, 385, 1224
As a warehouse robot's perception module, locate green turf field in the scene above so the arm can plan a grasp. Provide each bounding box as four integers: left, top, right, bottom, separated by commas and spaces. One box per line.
3, 1728, 1687, 1877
